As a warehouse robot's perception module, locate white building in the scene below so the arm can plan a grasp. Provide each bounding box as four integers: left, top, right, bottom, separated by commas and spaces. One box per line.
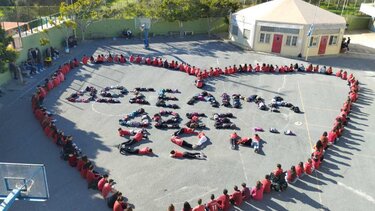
230, 0, 347, 57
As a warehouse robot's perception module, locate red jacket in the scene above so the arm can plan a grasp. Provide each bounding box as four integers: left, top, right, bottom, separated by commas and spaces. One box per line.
171, 137, 183, 146
230, 190, 243, 206
261, 179, 271, 193
216, 194, 229, 211
97, 177, 107, 191
133, 132, 143, 142
172, 150, 184, 158
139, 147, 151, 155
304, 161, 313, 174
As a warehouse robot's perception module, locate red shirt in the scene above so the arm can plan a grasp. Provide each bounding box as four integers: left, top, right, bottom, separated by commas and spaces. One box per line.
47, 81, 54, 91
286, 170, 296, 183
206, 200, 219, 211
39, 87, 47, 98
82, 56, 89, 65
216, 194, 229, 211
53, 77, 60, 87
250, 187, 263, 201
296, 165, 304, 177
237, 137, 250, 145
68, 155, 77, 167
328, 130, 337, 143
139, 147, 151, 155
230, 190, 243, 206
113, 200, 124, 211
97, 178, 107, 191
261, 179, 271, 193
119, 129, 131, 136
133, 132, 143, 142
183, 128, 196, 134
76, 160, 85, 171
192, 205, 205, 211
273, 168, 283, 177
102, 183, 112, 198
230, 133, 238, 139
171, 137, 183, 146
304, 162, 313, 174
86, 170, 98, 184
172, 150, 184, 158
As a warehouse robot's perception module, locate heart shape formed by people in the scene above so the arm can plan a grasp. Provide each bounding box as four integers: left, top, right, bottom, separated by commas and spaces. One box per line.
31, 49, 358, 211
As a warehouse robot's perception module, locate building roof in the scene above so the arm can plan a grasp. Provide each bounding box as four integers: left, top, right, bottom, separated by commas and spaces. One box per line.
234, 0, 346, 26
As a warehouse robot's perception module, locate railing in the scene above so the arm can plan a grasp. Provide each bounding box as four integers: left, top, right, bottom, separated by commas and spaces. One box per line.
5, 13, 62, 38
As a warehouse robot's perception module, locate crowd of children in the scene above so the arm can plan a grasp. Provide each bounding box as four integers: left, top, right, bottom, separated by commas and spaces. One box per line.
30, 52, 359, 211
31, 59, 132, 211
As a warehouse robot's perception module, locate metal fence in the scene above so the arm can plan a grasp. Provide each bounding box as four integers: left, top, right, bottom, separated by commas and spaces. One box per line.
5, 13, 61, 38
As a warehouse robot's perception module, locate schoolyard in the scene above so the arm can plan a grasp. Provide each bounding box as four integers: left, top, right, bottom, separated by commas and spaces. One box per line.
1, 36, 374, 211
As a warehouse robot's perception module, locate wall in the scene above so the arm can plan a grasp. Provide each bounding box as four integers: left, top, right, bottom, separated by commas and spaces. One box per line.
79, 18, 227, 39
345, 15, 372, 30
230, 15, 256, 49
252, 23, 305, 57
0, 71, 11, 86
17, 26, 71, 63
302, 27, 344, 57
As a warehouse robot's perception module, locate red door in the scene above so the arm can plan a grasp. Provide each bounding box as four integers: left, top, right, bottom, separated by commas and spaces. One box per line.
318, 36, 328, 55
272, 34, 283, 53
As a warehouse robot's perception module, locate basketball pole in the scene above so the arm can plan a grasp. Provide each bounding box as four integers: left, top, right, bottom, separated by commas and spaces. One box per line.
0, 166, 48, 211
0, 188, 23, 211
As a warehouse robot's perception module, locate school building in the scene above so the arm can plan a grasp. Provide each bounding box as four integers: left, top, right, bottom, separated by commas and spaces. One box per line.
229, 0, 347, 57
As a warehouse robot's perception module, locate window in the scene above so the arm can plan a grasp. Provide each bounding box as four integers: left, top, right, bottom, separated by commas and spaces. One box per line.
286, 35, 298, 46
243, 29, 251, 39
309, 36, 319, 47
329, 35, 338, 45
265, 34, 270, 43
292, 36, 298, 46
231, 25, 238, 36
260, 33, 271, 43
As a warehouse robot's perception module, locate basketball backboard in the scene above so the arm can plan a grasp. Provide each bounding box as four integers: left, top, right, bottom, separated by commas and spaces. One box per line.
0, 162, 49, 202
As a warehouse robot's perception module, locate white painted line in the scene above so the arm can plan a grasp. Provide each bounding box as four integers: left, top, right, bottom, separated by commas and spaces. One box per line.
277, 75, 286, 93
173, 187, 218, 205
337, 182, 375, 204
304, 106, 338, 112
297, 81, 313, 150
91, 103, 124, 117
238, 150, 249, 183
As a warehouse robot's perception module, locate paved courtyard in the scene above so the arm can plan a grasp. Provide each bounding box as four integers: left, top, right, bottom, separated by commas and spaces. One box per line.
1, 36, 375, 211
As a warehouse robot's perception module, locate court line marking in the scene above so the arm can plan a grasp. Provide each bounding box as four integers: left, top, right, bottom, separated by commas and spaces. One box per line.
297, 81, 323, 204
277, 75, 286, 93
238, 150, 249, 183
304, 106, 338, 112
297, 82, 313, 150
337, 181, 375, 204
172, 187, 219, 205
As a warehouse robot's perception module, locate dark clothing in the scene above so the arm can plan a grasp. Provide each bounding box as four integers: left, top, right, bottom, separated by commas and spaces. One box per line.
183, 152, 201, 159
182, 140, 193, 149
120, 147, 139, 155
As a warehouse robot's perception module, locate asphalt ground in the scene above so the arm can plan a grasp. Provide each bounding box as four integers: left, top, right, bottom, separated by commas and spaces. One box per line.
1, 36, 374, 211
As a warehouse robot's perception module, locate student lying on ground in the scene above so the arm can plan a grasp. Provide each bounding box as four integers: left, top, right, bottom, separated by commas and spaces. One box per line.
170, 150, 206, 160
119, 146, 153, 156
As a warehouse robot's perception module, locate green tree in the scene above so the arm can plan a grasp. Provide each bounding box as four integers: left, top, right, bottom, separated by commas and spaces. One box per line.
199, 0, 240, 36
0, 26, 18, 73
59, 0, 107, 41
158, 0, 201, 37
49, 17, 77, 51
